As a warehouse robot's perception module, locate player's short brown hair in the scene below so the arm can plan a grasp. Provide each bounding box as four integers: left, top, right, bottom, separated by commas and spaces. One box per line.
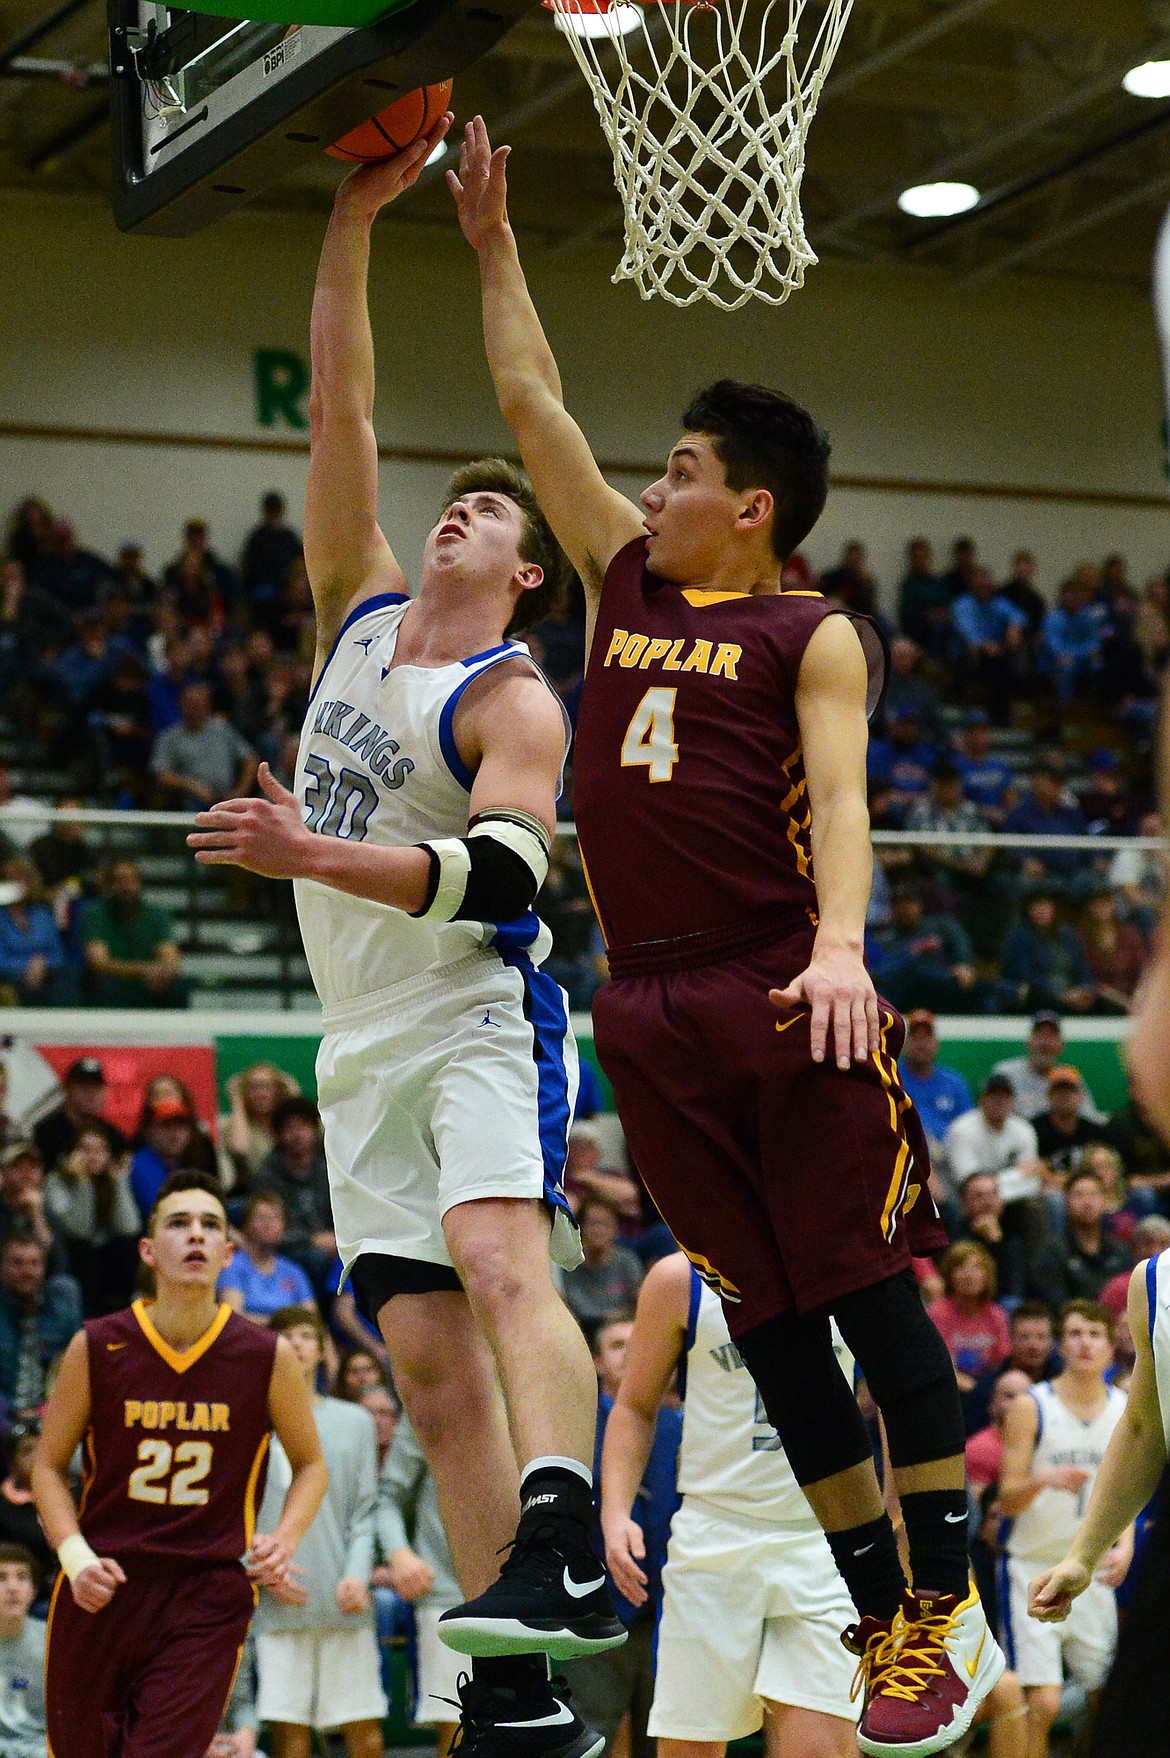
147, 1171, 227, 1234
268, 1303, 327, 1346
443, 458, 569, 636
1059, 1298, 1115, 1340
681, 381, 831, 562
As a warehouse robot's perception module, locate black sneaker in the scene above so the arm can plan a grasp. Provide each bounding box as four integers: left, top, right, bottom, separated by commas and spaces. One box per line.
439, 1518, 627, 1658
449, 1671, 604, 1758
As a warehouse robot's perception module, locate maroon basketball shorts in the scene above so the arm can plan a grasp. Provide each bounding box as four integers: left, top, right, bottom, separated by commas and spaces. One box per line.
46, 1561, 254, 1758
592, 929, 948, 1339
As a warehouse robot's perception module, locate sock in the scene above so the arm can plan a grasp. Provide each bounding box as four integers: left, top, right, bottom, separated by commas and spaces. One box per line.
826, 1514, 907, 1622
519, 1458, 595, 1530
900, 1488, 971, 1600
473, 1654, 550, 1691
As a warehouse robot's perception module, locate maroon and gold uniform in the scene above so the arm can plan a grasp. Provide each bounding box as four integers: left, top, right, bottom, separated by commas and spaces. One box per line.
46, 1300, 278, 1758
574, 538, 947, 1336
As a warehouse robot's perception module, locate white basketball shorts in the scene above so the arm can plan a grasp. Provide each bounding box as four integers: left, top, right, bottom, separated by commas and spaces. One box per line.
255, 1625, 388, 1729
648, 1499, 859, 1742
412, 1602, 466, 1726
1001, 1554, 1117, 1690
317, 949, 581, 1279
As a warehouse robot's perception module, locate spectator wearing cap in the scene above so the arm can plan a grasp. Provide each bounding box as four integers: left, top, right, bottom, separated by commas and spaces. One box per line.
254, 1098, 335, 1299
868, 887, 984, 1015
32, 1059, 126, 1171
1002, 763, 1089, 889
1029, 1169, 1130, 1307
0, 1144, 64, 1272
152, 681, 258, 811
952, 712, 1016, 827
1077, 887, 1147, 1012
949, 568, 1026, 725
1031, 1067, 1109, 1183
218, 1193, 316, 1322
80, 858, 182, 1009
865, 708, 937, 810
992, 1012, 1104, 1123
999, 891, 1097, 1015
940, 1074, 1042, 1215
129, 1096, 197, 1216
898, 1011, 974, 1161
0, 1235, 81, 1418
1076, 749, 1137, 837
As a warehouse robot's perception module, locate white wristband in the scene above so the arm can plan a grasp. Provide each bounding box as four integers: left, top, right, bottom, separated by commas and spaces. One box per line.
58, 1533, 100, 1584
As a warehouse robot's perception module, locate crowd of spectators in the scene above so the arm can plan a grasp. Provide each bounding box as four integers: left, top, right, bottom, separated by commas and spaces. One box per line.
2, 501, 1166, 1015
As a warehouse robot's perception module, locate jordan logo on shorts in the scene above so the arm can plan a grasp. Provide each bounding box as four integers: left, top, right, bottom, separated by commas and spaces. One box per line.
353, 635, 376, 653
479, 1010, 501, 1028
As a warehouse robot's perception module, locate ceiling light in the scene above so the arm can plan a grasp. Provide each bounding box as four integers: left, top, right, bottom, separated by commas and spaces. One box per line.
554, 4, 643, 39
898, 181, 981, 219
425, 140, 448, 166
1123, 61, 1170, 99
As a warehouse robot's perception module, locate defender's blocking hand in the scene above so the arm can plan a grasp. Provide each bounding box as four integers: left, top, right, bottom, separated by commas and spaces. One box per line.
448, 115, 511, 249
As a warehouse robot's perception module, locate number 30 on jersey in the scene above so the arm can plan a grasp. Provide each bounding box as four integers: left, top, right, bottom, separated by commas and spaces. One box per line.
621, 688, 679, 783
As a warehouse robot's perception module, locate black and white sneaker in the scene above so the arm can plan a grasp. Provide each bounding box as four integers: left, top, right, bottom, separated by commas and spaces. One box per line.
439, 1519, 627, 1659
449, 1671, 604, 1758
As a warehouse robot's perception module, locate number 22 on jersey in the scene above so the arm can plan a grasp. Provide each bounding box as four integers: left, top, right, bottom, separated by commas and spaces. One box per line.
621, 688, 679, 783
129, 1439, 213, 1505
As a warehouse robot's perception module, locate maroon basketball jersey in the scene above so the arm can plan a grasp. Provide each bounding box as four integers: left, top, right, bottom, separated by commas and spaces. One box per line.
78, 1300, 278, 1566
573, 537, 887, 948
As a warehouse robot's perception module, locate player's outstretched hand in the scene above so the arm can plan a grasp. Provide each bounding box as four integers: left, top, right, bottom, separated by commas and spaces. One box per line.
247, 1531, 305, 1597
448, 115, 511, 251
71, 1556, 126, 1613
188, 764, 312, 879
1028, 1557, 1092, 1623
336, 113, 453, 220
770, 941, 880, 1069
602, 1512, 647, 1607
336, 1576, 371, 1615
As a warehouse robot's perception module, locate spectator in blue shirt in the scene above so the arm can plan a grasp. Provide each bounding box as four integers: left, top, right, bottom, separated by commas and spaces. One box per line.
898, 1009, 975, 1159
869, 887, 986, 1014
0, 859, 74, 1007
949, 569, 1026, 725
1003, 763, 1090, 888
129, 1096, 198, 1214
1039, 572, 1102, 704
999, 891, 1096, 1015
219, 1192, 316, 1321
52, 609, 132, 712
866, 708, 937, 809
953, 712, 1016, 825
0, 1234, 82, 1417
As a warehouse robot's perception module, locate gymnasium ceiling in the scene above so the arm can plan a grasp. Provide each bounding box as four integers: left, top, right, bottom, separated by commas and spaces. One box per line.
4, 0, 1170, 285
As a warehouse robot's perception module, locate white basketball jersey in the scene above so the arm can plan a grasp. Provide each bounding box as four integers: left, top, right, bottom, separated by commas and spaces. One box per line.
1006, 1379, 1127, 1565
293, 594, 569, 1007
677, 1273, 852, 1529
1145, 1250, 1170, 1452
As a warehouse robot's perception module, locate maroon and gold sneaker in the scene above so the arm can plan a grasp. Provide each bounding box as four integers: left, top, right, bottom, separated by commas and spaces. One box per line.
852, 1582, 1005, 1758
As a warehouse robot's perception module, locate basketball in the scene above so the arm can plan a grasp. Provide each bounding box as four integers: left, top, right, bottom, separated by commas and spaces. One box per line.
326, 79, 453, 163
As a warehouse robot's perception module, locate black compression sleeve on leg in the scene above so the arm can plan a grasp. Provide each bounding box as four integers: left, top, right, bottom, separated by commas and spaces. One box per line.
735, 1309, 874, 1487
832, 1269, 966, 1469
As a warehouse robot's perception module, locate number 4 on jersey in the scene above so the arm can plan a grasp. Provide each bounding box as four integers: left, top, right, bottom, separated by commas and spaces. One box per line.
621, 687, 679, 783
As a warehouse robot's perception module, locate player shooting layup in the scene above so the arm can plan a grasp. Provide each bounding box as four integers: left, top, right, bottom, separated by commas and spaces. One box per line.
188, 122, 622, 1758
451, 114, 1003, 1758
31, 1172, 328, 1758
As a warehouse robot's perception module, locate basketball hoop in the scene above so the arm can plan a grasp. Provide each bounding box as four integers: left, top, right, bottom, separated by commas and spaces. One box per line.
546, 0, 854, 310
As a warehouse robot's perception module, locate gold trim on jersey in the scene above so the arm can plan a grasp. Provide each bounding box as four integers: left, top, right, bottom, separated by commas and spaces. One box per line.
679, 588, 750, 606
242, 1432, 271, 1551
872, 1012, 917, 1243
577, 842, 611, 949
131, 1299, 232, 1375
43, 1573, 64, 1758
779, 748, 813, 880
680, 1243, 742, 1303
77, 1429, 97, 1518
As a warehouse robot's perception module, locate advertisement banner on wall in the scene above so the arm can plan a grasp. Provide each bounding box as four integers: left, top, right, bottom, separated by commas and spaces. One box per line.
3, 1034, 218, 1140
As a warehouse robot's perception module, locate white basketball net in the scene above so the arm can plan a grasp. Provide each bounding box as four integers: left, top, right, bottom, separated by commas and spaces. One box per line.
551, 0, 854, 309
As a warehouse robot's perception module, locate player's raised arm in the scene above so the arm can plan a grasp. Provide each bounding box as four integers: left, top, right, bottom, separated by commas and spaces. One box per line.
304, 121, 451, 659
32, 1331, 127, 1612
601, 1254, 689, 1604
1030, 1264, 1166, 1622
449, 117, 643, 610
249, 1335, 328, 1593
772, 615, 880, 1068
